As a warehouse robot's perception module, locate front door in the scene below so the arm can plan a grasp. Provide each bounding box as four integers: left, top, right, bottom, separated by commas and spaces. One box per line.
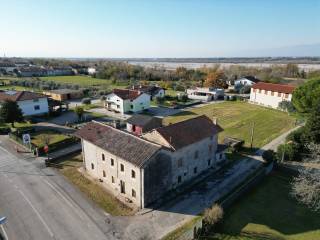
120, 180, 125, 194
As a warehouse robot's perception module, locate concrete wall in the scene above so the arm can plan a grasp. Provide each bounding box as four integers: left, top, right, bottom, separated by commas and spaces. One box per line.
18, 97, 49, 116
82, 139, 142, 207
249, 88, 292, 109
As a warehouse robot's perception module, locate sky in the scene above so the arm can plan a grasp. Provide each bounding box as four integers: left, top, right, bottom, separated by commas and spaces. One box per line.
0, 0, 320, 58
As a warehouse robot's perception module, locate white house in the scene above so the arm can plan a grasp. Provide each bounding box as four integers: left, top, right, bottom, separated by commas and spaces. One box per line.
186, 87, 224, 102
131, 85, 165, 100
249, 82, 295, 109
105, 89, 150, 114
234, 76, 260, 87
75, 116, 226, 209
0, 90, 49, 116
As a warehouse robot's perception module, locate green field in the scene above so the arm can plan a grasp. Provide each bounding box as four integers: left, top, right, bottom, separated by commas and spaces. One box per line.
31, 130, 71, 148
212, 171, 320, 240
164, 101, 296, 149
39, 76, 127, 89
0, 85, 37, 91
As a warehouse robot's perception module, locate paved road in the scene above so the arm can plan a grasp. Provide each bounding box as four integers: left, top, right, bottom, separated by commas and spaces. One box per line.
0, 137, 112, 240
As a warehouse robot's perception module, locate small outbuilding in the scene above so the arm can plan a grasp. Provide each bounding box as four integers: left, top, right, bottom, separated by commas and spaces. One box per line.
43, 89, 84, 101
126, 115, 162, 135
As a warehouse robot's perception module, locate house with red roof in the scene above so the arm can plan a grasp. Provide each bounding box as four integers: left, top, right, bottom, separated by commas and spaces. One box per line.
0, 90, 49, 116
105, 89, 150, 114
249, 82, 295, 109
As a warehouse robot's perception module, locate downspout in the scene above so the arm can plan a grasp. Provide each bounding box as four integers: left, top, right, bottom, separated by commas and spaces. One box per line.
140, 167, 143, 208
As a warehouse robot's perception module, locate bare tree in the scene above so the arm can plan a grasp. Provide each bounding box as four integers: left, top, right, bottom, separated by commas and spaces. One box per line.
291, 143, 320, 211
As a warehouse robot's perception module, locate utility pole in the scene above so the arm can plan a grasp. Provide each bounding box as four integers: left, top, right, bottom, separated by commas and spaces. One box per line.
250, 122, 255, 149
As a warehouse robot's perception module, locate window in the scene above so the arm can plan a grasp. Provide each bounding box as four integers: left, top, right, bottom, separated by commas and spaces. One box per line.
91, 163, 94, 170
132, 189, 136, 198
264, 90, 268, 95
130, 105, 133, 109
208, 159, 211, 166
194, 151, 199, 159
103, 170, 106, 177
178, 176, 182, 183
285, 94, 289, 99
102, 153, 105, 161
194, 167, 197, 174
220, 153, 223, 159
177, 158, 183, 168
271, 91, 274, 96
120, 164, 124, 172
111, 158, 114, 166
116, 105, 120, 109
278, 92, 281, 97
259, 89, 261, 93
131, 170, 136, 179
34, 105, 40, 110
111, 176, 115, 183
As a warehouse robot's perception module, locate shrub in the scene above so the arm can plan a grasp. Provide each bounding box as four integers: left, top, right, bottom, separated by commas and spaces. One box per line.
277, 143, 301, 162
203, 204, 224, 232
100, 95, 106, 101
278, 100, 295, 112
81, 98, 91, 105
262, 150, 276, 164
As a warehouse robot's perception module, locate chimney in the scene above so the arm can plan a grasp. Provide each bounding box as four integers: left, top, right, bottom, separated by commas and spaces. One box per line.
212, 117, 218, 125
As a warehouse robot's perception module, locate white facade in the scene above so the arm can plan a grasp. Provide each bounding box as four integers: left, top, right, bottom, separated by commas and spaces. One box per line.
235, 78, 257, 87
18, 97, 49, 116
249, 88, 292, 109
82, 139, 143, 207
88, 68, 96, 75
105, 93, 150, 114
187, 87, 224, 102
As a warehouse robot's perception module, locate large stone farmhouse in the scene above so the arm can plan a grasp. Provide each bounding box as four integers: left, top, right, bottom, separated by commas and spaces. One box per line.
75, 115, 226, 208
0, 90, 49, 116
249, 82, 295, 109
105, 89, 150, 114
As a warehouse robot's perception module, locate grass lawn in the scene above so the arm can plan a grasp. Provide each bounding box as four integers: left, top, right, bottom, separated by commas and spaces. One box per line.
0, 85, 38, 91
31, 130, 71, 147
163, 101, 296, 149
211, 171, 320, 240
39, 75, 128, 89
56, 154, 134, 216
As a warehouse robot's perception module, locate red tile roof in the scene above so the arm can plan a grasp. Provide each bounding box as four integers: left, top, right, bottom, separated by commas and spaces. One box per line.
252, 82, 295, 94
155, 115, 223, 150
0, 90, 46, 102
113, 89, 143, 100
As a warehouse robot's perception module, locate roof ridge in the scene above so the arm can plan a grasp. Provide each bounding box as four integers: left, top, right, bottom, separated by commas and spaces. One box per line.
91, 120, 163, 148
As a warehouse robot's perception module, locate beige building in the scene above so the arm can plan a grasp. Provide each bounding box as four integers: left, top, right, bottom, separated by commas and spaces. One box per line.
43, 89, 84, 101
75, 115, 226, 209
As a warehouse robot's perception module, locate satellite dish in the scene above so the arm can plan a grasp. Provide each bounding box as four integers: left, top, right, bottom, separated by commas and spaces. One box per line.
0, 216, 7, 224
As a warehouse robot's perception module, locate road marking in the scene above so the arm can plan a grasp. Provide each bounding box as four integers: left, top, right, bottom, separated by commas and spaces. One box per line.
0, 224, 9, 240
42, 178, 85, 221
18, 190, 54, 238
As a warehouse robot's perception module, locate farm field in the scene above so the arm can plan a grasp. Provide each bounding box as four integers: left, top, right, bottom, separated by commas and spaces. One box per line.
39, 75, 128, 89
211, 171, 320, 240
163, 101, 296, 149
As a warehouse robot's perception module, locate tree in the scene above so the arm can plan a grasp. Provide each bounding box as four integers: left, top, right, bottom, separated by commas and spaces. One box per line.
304, 104, 320, 143
74, 106, 84, 122
0, 100, 24, 127
278, 100, 295, 112
203, 204, 224, 226
81, 98, 91, 105
292, 78, 320, 113
285, 63, 299, 78
277, 143, 301, 161
291, 144, 320, 211
262, 150, 276, 164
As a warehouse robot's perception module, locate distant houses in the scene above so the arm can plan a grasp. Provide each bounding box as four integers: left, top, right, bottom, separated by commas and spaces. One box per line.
0, 90, 49, 116
234, 76, 260, 87
75, 115, 226, 208
249, 82, 295, 109
105, 89, 151, 114
186, 87, 224, 102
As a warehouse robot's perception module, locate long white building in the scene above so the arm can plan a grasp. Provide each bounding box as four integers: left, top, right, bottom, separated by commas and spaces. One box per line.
249, 82, 295, 109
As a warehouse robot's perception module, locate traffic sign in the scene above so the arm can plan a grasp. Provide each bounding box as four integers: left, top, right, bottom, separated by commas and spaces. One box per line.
0, 216, 7, 224
22, 134, 31, 144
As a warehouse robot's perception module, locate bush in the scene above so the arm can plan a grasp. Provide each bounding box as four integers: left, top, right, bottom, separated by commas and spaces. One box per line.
278, 100, 295, 112
277, 143, 301, 162
100, 95, 106, 101
203, 204, 224, 233
82, 98, 91, 105
239, 85, 251, 94
262, 150, 276, 164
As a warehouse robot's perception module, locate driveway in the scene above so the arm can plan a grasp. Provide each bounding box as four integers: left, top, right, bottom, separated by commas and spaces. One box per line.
147, 107, 181, 117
